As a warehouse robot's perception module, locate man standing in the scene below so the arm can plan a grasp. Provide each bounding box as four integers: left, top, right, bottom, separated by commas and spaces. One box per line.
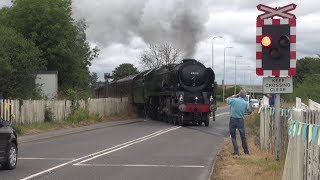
225, 90, 250, 155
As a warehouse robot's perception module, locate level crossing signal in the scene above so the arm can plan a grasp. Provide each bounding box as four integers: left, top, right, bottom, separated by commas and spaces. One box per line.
256, 4, 297, 77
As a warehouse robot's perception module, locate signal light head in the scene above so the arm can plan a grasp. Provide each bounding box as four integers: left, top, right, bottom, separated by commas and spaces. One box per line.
261, 36, 272, 47
269, 48, 280, 59
279, 35, 290, 47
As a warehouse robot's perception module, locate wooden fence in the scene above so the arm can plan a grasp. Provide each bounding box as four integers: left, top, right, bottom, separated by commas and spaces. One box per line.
260, 97, 320, 180
0, 97, 129, 124
282, 98, 320, 180
259, 96, 290, 159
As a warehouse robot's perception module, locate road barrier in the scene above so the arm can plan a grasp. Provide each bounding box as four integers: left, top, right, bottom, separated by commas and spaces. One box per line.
0, 98, 129, 124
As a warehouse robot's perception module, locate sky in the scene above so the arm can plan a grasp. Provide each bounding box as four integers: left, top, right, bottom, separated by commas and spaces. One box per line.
1, 0, 319, 85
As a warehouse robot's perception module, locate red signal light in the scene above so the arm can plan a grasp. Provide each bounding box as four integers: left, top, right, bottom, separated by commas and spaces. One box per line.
261, 36, 272, 47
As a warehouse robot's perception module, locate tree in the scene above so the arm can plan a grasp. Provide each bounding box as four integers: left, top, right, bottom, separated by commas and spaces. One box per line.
294, 57, 320, 87
0, 25, 45, 98
89, 72, 98, 88
112, 64, 139, 80
289, 75, 320, 103
1, 0, 99, 98
139, 43, 182, 69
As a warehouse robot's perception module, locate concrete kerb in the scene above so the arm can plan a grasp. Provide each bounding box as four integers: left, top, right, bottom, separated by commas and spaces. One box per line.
19, 119, 144, 143
207, 138, 227, 180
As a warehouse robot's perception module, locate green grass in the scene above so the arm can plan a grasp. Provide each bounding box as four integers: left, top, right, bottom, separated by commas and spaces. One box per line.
216, 101, 228, 107
246, 110, 260, 137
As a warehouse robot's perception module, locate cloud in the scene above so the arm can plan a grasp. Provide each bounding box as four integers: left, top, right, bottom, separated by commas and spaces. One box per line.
72, 0, 209, 57
0, 0, 11, 7
2, 0, 319, 85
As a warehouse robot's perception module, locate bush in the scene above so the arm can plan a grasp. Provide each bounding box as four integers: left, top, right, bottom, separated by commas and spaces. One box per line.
284, 74, 320, 103
44, 106, 54, 122
246, 111, 260, 137
66, 108, 89, 123
11, 124, 23, 135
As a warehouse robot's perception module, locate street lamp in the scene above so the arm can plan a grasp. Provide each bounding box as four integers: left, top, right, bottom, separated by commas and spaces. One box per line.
212, 36, 223, 71
223, 46, 233, 101
234, 55, 243, 94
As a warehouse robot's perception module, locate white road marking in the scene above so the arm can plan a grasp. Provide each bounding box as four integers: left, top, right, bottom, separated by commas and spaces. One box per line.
74, 126, 180, 165
21, 126, 180, 180
19, 158, 75, 161
75, 163, 205, 168
215, 112, 229, 117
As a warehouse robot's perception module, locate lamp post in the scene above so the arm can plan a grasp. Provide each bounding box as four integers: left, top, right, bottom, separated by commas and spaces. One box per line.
212, 36, 223, 71
234, 55, 242, 94
223, 46, 233, 101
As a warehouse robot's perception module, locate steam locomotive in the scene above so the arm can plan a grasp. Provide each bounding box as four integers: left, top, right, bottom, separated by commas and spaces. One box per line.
107, 59, 216, 126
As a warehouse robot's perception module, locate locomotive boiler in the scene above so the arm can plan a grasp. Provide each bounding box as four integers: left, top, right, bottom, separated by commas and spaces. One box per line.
107, 59, 216, 126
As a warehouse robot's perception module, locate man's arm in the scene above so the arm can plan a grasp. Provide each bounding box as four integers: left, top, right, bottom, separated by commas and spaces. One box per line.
225, 93, 239, 104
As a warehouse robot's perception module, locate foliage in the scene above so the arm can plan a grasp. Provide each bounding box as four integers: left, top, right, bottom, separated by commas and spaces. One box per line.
44, 106, 54, 122
139, 43, 182, 69
282, 56, 320, 102
0, 0, 99, 99
66, 108, 89, 123
112, 63, 139, 80
294, 56, 320, 87
287, 75, 320, 103
90, 72, 98, 88
215, 85, 242, 102
0, 25, 45, 98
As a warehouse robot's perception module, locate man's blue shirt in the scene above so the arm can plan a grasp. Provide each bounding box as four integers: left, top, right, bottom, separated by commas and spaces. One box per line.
227, 97, 249, 119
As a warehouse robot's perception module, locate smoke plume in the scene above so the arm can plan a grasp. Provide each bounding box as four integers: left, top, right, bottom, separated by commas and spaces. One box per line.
72, 0, 209, 58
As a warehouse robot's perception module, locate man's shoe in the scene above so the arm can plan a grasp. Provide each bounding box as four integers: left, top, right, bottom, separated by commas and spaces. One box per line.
244, 151, 250, 155
231, 152, 239, 156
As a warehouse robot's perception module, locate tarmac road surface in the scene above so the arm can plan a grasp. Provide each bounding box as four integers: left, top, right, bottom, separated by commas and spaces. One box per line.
0, 107, 230, 180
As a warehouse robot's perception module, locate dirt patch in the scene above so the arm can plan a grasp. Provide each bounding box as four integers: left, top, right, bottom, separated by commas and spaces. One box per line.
212, 112, 284, 180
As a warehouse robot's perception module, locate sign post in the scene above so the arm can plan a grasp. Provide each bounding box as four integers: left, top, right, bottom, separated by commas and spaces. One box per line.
256, 3, 297, 160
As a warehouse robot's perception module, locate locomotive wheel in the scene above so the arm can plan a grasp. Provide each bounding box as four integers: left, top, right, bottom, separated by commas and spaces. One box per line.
198, 121, 202, 126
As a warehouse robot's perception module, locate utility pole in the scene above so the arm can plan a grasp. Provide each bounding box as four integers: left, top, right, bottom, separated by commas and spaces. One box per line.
234, 56, 242, 94
212, 36, 223, 71
223, 46, 232, 101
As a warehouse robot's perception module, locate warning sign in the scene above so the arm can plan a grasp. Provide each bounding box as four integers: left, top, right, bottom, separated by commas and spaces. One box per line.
263, 77, 293, 94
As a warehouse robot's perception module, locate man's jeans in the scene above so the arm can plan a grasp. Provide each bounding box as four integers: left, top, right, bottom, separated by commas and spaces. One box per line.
229, 117, 249, 154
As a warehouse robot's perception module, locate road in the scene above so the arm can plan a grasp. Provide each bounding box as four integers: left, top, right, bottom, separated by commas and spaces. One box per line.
0, 108, 229, 180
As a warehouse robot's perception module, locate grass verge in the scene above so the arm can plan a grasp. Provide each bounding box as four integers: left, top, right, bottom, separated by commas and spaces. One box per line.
12, 108, 137, 136
217, 101, 228, 108
212, 110, 284, 180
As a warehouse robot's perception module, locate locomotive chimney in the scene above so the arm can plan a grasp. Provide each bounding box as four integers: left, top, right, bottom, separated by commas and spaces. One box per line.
182, 59, 196, 63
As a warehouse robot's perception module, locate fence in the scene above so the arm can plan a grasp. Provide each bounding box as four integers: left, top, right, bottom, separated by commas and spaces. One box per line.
259, 96, 290, 159
282, 98, 320, 180
0, 97, 129, 124
259, 97, 320, 180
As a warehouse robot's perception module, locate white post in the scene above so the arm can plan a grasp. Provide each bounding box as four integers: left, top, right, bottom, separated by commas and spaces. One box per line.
274, 93, 281, 160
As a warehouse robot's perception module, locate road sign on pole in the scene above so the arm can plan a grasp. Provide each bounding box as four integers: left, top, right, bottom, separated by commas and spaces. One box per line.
263, 77, 293, 94
256, 3, 297, 161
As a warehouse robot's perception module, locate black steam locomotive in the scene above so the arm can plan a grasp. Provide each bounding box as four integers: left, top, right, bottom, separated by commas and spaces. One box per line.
107, 59, 216, 126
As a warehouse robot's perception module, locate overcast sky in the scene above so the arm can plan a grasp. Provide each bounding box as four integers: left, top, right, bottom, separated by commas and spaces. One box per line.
1, 0, 319, 85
